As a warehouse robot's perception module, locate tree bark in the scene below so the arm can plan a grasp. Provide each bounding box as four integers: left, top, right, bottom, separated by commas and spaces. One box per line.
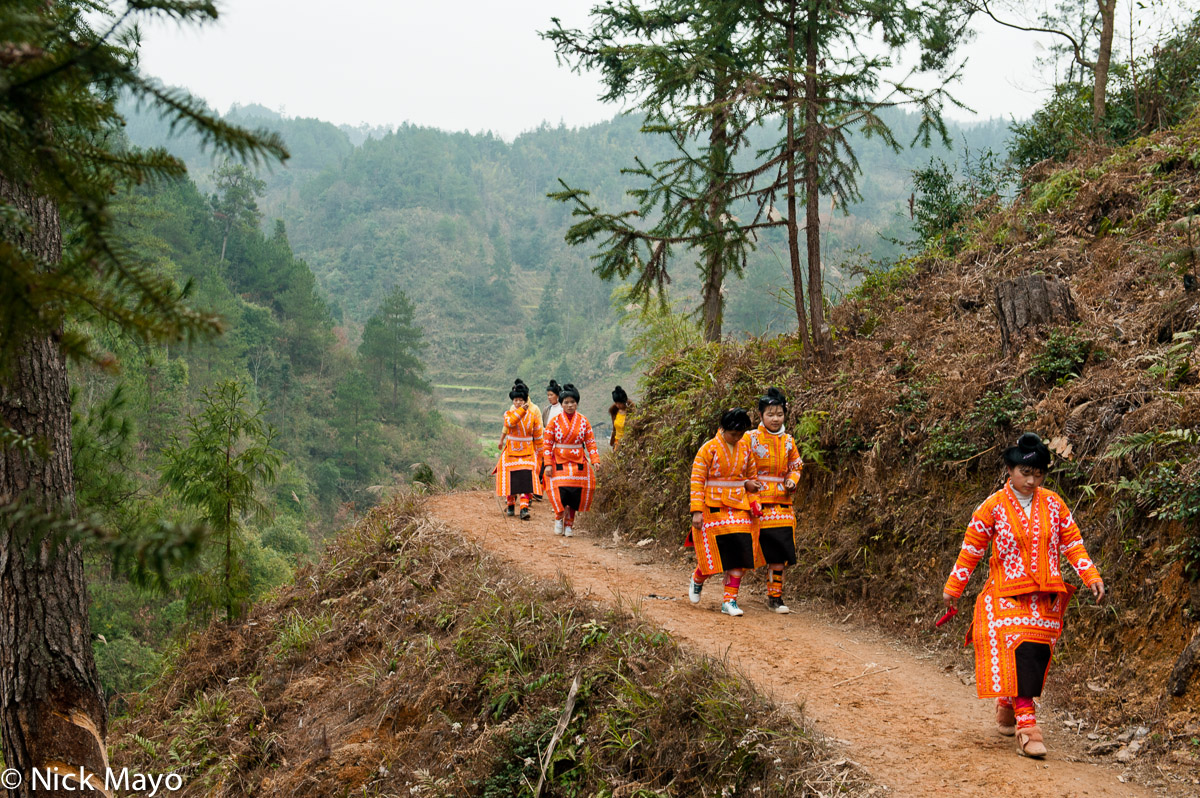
803, 0, 828, 358
0, 175, 110, 796
993, 274, 1078, 353
1167, 624, 1200, 697
700, 84, 730, 344
1093, 0, 1116, 132
785, 6, 811, 351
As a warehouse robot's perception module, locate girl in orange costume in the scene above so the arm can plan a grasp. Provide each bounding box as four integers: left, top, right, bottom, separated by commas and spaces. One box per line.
541, 384, 600, 537
942, 433, 1105, 758
495, 379, 542, 520
746, 387, 803, 614
688, 408, 764, 617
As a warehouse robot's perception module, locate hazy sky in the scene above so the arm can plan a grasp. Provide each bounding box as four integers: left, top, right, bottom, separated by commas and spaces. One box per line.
135, 0, 1178, 139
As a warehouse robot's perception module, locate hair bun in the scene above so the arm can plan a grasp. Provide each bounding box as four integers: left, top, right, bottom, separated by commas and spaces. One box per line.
1017, 433, 1042, 451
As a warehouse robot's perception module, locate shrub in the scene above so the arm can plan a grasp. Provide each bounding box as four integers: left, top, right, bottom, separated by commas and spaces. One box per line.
1030, 329, 1093, 385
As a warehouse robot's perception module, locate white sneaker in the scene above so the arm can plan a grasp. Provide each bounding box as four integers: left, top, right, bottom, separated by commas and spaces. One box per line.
563, 526, 573, 537
721, 600, 744, 617
553, 519, 564, 535
688, 576, 704, 604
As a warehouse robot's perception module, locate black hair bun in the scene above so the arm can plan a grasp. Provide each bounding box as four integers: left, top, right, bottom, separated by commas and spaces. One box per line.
612, 385, 629, 402
757, 386, 789, 414
719, 407, 753, 432
1017, 432, 1042, 450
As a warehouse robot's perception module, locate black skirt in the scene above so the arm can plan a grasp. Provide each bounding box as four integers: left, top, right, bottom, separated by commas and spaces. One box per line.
758, 525, 797, 566
509, 469, 534, 495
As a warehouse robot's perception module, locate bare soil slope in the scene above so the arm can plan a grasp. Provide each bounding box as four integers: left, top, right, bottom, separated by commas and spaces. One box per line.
430, 491, 1196, 797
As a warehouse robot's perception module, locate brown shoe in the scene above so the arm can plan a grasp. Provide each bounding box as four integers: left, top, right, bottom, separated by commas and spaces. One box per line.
996, 701, 1016, 736
1016, 725, 1047, 758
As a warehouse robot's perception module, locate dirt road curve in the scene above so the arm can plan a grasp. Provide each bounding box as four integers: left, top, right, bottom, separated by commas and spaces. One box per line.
429, 491, 1154, 798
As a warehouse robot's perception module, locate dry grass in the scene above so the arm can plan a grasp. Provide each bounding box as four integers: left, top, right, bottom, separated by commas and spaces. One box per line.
111, 492, 871, 797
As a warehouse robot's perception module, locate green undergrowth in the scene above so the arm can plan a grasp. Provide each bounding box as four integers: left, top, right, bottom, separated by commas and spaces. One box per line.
111, 494, 867, 797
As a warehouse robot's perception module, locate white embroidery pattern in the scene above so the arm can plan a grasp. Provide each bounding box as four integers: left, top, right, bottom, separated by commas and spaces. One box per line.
985, 594, 1002, 693
950, 565, 971, 583
1046, 496, 1062, 578
993, 509, 1027, 580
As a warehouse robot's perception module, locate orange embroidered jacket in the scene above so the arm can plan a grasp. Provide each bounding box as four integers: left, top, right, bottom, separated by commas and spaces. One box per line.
542, 412, 600, 468
690, 435, 755, 513
747, 425, 803, 505
943, 482, 1102, 599
501, 404, 543, 459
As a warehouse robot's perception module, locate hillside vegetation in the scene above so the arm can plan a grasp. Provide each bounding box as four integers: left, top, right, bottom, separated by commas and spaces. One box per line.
597, 111, 1200, 756
111, 494, 868, 797
122, 100, 1008, 444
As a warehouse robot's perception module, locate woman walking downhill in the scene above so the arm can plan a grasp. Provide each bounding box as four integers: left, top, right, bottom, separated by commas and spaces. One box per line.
541, 384, 600, 537
942, 433, 1105, 758
688, 408, 764, 617
495, 379, 542, 521
746, 388, 803, 614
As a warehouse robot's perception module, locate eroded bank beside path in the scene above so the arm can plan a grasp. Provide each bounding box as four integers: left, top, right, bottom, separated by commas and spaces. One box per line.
429, 490, 1172, 798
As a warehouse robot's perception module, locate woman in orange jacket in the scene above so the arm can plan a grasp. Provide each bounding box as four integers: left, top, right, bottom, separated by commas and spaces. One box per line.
687, 408, 763, 617
942, 433, 1105, 758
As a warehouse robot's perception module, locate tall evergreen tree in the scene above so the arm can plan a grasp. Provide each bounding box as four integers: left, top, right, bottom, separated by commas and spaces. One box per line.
735, 0, 973, 356
358, 288, 426, 416
545, 0, 764, 342
212, 160, 266, 264
161, 381, 280, 622
0, 1, 285, 787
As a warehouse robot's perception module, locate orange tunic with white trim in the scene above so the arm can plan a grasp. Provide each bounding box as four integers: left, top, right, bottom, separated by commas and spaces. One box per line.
688, 435, 764, 575
944, 482, 1102, 698
494, 404, 543, 497
746, 424, 803, 529
541, 411, 600, 512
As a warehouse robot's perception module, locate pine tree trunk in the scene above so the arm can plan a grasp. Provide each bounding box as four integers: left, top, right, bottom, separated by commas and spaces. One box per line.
1092, 0, 1116, 132
803, 3, 828, 359
700, 97, 730, 344
0, 175, 110, 796
785, 8, 811, 351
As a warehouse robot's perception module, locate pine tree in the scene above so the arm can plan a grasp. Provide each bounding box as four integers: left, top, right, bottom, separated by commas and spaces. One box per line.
161, 381, 280, 621
358, 288, 427, 418
0, 1, 285, 787
211, 160, 267, 263
544, 0, 764, 342
734, 0, 973, 356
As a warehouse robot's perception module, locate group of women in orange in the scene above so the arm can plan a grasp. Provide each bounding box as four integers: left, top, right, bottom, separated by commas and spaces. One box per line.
687, 388, 803, 617
495, 379, 600, 537
499, 372, 1106, 760
686, 389, 1105, 759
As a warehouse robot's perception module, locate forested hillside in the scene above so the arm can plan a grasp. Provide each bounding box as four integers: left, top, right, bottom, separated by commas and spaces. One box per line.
74, 140, 484, 698
123, 100, 1009, 443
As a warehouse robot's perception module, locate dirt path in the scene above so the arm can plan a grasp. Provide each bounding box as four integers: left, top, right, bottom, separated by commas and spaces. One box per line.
429, 491, 1156, 798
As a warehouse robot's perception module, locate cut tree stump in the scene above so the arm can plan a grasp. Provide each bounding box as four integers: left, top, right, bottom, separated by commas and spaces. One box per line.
993, 274, 1078, 353
1167, 624, 1200, 697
